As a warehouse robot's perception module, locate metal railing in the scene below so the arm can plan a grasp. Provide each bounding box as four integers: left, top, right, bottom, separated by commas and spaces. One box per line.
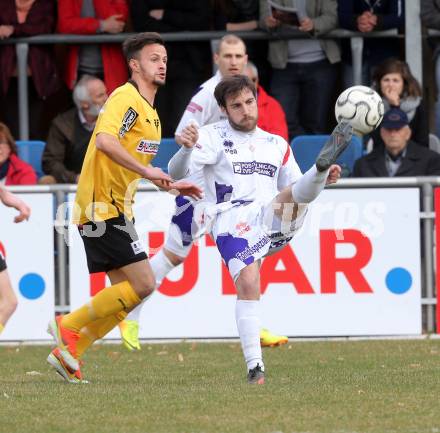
8, 176, 440, 333
0, 0, 420, 140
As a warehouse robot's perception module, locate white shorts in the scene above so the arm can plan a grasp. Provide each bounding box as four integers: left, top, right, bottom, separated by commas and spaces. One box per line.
210, 201, 308, 281
164, 197, 209, 259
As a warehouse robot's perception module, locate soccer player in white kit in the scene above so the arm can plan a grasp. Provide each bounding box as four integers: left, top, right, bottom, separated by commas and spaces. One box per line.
120, 34, 289, 349
167, 75, 352, 383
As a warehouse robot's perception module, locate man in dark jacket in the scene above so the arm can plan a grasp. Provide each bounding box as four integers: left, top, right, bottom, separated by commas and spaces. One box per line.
41, 75, 107, 184
352, 108, 440, 177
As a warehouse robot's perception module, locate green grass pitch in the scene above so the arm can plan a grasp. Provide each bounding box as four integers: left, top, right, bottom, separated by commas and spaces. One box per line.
1, 339, 440, 433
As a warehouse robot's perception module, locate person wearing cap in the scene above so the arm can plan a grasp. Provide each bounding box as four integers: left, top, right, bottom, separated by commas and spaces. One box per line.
352, 107, 440, 177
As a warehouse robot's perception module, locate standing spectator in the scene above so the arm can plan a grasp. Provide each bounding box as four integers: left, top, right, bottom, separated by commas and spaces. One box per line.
57, 0, 128, 94
244, 61, 288, 141
370, 58, 429, 148
260, 0, 340, 140
0, 0, 60, 140
421, 0, 440, 139
0, 123, 37, 185
213, 0, 258, 31
353, 108, 440, 177
338, 0, 405, 87
212, 0, 270, 88
41, 75, 108, 184
130, 1, 212, 137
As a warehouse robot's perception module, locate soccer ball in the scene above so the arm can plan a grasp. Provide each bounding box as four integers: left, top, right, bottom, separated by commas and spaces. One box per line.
334, 85, 384, 135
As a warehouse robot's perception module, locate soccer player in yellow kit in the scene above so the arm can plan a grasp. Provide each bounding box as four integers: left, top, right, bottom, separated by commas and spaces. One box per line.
46, 32, 202, 383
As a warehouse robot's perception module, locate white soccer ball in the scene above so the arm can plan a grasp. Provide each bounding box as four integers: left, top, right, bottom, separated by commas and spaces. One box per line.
334, 85, 385, 135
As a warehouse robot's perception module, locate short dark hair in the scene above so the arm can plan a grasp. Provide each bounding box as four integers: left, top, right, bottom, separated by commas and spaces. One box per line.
122, 32, 165, 63
214, 75, 256, 108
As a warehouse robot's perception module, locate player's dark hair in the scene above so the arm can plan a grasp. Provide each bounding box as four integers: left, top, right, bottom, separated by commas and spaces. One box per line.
122, 32, 165, 63
214, 75, 256, 108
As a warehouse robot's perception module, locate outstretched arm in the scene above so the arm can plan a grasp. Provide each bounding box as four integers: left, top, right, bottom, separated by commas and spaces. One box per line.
0, 186, 31, 223
95, 132, 171, 185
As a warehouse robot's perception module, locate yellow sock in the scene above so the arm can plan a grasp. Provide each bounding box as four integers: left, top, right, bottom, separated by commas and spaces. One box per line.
62, 281, 140, 332
0, 323, 4, 335
76, 311, 127, 358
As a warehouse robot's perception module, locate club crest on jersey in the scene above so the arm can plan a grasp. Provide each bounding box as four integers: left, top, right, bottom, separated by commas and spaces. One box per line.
119, 107, 138, 137
136, 139, 159, 155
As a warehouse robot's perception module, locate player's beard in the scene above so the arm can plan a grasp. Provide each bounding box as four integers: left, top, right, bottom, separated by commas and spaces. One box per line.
229, 116, 257, 132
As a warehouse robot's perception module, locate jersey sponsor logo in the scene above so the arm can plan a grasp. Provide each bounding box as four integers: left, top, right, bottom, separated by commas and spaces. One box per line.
186, 101, 203, 114
136, 139, 160, 155
154, 119, 160, 130
131, 240, 145, 255
232, 161, 277, 177
119, 107, 138, 137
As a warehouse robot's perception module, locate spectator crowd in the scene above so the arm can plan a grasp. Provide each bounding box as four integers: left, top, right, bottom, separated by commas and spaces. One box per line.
2, 0, 440, 183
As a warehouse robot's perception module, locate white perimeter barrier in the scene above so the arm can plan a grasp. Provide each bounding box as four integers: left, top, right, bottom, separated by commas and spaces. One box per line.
0, 188, 421, 340
69, 188, 421, 339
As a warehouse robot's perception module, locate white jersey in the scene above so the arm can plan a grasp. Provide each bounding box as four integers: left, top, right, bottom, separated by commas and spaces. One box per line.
175, 70, 226, 136
190, 120, 302, 216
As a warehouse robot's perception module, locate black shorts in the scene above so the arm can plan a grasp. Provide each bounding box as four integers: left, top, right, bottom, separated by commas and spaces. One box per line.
78, 214, 147, 274
0, 251, 6, 272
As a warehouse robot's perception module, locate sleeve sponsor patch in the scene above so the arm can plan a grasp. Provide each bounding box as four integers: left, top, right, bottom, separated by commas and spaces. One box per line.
136, 139, 160, 154
119, 107, 138, 137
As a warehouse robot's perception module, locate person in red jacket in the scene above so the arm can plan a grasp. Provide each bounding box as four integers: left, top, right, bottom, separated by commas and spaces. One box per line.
57, 0, 128, 94
0, 123, 37, 185
244, 61, 289, 142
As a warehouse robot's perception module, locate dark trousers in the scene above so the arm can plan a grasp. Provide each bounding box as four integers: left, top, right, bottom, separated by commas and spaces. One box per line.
270, 59, 338, 141
155, 77, 202, 138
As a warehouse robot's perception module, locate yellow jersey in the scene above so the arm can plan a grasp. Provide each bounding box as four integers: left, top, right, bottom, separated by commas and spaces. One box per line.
74, 81, 161, 224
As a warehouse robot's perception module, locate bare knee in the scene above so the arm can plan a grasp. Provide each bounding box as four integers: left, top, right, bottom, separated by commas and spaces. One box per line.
0, 293, 18, 319
236, 263, 261, 300
10, 295, 18, 313
134, 273, 156, 299
163, 248, 185, 267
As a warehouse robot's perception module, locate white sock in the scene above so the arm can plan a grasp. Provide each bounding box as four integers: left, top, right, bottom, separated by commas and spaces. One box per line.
291, 165, 329, 204
235, 300, 264, 372
126, 249, 175, 321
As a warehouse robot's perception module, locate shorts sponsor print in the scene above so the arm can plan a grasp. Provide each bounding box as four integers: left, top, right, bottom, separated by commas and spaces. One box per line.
211, 202, 295, 281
